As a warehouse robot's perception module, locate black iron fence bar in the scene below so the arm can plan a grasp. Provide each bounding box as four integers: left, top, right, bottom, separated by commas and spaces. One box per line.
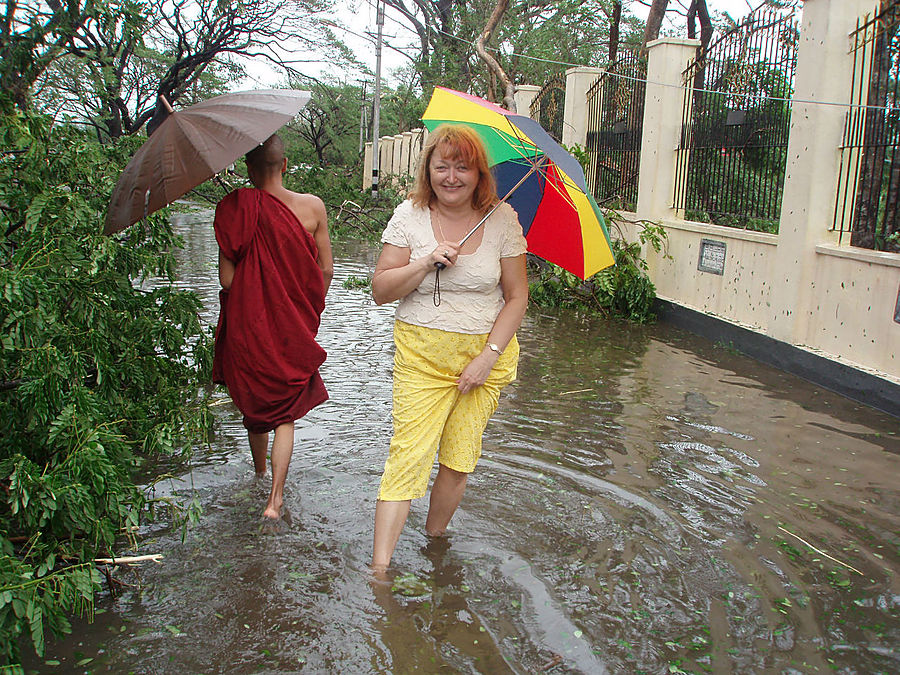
530, 73, 566, 143
585, 50, 646, 209
834, 1, 900, 251
835, 13, 873, 240
674, 8, 798, 227
585, 75, 603, 197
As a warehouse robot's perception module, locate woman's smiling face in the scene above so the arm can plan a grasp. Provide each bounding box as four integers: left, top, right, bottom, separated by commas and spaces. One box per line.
429, 146, 478, 209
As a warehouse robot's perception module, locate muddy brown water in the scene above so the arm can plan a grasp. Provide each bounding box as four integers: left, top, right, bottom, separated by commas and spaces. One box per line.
25, 211, 899, 674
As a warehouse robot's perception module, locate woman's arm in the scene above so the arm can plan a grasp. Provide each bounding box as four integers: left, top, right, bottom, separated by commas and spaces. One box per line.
371, 240, 461, 305
218, 249, 235, 290
456, 254, 528, 394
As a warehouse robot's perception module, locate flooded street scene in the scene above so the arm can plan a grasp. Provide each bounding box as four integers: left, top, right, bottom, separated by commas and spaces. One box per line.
28, 212, 899, 674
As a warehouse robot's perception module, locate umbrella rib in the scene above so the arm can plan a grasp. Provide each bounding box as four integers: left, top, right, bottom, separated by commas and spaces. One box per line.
494, 118, 585, 206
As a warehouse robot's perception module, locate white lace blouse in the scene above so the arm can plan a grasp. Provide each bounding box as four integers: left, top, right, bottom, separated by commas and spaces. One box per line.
380, 199, 528, 334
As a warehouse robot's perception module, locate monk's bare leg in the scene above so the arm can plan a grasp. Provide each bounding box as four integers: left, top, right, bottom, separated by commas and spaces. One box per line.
248, 431, 269, 477
372, 499, 411, 572
263, 422, 294, 520
424, 464, 468, 536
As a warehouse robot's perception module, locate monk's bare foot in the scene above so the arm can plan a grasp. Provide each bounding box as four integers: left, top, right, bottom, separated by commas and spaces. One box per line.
262, 496, 282, 520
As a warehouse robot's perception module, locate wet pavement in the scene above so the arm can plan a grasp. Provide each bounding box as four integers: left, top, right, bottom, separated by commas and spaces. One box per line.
26, 210, 900, 674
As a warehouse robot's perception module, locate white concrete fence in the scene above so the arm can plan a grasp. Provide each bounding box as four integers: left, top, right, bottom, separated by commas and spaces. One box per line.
364, 0, 899, 391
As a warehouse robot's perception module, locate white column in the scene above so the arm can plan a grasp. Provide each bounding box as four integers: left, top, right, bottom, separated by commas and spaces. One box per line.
769, 0, 875, 343
399, 132, 413, 177
410, 128, 426, 176
379, 137, 394, 186
563, 67, 605, 148
391, 134, 404, 186
514, 85, 541, 119
635, 38, 701, 223
363, 141, 373, 189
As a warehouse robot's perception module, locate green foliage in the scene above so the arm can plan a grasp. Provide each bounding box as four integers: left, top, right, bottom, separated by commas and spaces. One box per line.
0, 102, 213, 666
283, 160, 406, 242
342, 275, 372, 291
529, 216, 668, 324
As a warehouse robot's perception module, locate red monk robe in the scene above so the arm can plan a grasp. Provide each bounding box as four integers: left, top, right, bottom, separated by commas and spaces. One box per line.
212, 188, 328, 433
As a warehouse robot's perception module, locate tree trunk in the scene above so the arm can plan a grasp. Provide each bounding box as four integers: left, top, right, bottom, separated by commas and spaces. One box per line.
687, 0, 713, 99
608, 1, 622, 66
642, 0, 670, 52
475, 0, 515, 111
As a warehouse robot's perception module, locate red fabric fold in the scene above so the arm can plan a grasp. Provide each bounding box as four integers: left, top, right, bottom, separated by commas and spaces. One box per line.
212, 188, 328, 433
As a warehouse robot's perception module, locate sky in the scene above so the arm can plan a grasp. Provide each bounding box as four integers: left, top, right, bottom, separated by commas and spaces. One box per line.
238, 0, 769, 89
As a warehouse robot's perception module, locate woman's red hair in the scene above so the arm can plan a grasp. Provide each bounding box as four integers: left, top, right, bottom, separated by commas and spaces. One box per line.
409, 124, 497, 212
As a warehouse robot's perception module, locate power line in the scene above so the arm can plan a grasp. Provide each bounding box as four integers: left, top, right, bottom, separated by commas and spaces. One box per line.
425, 23, 897, 113
346, 3, 893, 114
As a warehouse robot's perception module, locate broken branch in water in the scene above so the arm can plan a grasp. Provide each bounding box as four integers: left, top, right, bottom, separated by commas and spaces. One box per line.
94, 554, 164, 565
777, 526, 864, 576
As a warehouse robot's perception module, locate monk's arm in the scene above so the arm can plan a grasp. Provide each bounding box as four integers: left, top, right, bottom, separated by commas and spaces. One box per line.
311, 197, 334, 293
218, 249, 235, 290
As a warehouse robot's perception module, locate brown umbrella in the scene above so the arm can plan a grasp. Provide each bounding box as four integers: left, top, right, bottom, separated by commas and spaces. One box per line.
105, 88, 311, 234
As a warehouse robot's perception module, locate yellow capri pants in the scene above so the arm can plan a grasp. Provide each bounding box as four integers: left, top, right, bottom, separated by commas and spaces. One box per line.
378, 320, 519, 501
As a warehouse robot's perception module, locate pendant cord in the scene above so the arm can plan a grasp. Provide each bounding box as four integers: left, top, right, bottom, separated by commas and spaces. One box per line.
433, 267, 441, 306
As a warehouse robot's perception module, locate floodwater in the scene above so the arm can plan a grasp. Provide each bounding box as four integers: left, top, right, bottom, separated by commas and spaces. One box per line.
28, 210, 899, 674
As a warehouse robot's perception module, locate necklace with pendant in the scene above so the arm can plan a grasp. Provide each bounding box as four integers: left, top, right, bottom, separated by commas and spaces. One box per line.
433, 207, 476, 251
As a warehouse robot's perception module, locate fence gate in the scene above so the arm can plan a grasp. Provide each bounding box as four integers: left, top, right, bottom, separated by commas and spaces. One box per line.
673, 7, 799, 232
585, 50, 646, 210
530, 73, 566, 142
834, 0, 900, 253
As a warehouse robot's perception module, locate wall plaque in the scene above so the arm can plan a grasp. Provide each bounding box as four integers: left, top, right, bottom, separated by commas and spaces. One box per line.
698, 239, 726, 275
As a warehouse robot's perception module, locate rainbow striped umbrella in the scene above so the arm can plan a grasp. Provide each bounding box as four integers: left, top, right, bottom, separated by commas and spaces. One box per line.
422, 86, 615, 280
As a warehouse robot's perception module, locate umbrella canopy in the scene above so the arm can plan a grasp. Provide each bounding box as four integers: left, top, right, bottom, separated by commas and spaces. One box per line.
105, 89, 311, 234
421, 86, 615, 280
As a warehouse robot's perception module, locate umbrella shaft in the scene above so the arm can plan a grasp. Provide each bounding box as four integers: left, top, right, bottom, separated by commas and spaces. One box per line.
458, 161, 542, 247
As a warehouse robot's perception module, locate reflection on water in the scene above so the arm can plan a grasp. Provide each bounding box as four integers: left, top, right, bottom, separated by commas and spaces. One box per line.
27, 210, 899, 674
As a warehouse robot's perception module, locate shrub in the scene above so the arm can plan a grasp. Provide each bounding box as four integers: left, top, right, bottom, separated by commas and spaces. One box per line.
0, 103, 213, 667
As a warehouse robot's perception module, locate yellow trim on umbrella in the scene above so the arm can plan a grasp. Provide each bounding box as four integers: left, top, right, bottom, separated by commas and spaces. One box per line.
569, 189, 616, 277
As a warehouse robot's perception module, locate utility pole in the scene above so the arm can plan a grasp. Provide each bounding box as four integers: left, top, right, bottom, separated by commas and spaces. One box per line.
358, 79, 368, 155
371, 0, 384, 197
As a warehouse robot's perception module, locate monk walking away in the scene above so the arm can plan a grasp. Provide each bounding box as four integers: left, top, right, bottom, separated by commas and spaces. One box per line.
212, 133, 333, 520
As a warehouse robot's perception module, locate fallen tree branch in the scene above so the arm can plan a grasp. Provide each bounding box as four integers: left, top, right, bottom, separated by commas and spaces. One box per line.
777, 526, 864, 576
94, 554, 164, 565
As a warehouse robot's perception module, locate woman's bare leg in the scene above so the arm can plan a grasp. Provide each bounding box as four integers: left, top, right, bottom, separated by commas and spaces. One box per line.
263, 422, 295, 519
248, 431, 269, 477
425, 464, 468, 536
372, 499, 411, 572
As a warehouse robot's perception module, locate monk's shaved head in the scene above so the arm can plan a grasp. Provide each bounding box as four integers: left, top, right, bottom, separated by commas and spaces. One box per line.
245, 134, 285, 173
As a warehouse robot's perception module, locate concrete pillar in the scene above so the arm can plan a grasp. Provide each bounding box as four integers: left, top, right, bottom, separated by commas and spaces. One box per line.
363, 141, 373, 190
769, 0, 875, 343
391, 134, 404, 186
563, 67, 605, 148
411, 128, 426, 174
399, 132, 413, 177
515, 85, 541, 119
379, 137, 394, 186
635, 38, 701, 223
